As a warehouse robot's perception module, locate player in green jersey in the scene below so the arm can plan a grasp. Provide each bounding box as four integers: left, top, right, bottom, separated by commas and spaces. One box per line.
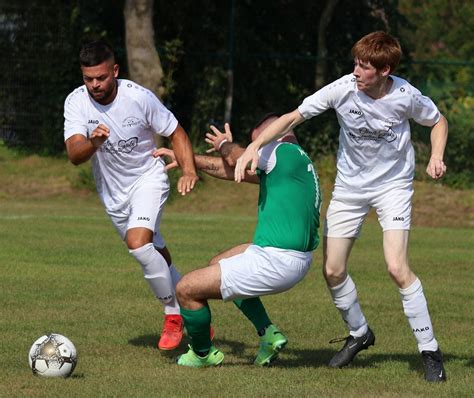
154, 114, 321, 367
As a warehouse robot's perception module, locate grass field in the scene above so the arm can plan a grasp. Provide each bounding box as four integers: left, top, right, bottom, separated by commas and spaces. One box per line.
0, 144, 473, 397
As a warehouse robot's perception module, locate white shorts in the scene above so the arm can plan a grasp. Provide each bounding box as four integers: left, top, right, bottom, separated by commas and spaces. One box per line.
324, 183, 413, 238
219, 245, 312, 301
107, 172, 169, 248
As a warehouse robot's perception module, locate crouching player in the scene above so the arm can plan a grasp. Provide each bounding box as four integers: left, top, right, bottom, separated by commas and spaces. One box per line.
154, 114, 321, 367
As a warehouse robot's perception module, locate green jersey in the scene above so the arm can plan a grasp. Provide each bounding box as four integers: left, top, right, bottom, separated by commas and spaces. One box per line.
253, 142, 321, 252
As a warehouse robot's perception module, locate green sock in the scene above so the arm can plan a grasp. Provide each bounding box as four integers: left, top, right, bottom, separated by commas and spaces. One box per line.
180, 305, 212, 353
233, 297, 271, 333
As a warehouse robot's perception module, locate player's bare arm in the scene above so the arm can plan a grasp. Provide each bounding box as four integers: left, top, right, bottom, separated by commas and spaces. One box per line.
426, 114, 448, 180
153, 147, 259, 184
65, 124, 110, 165
234, 109, 304, 182
168, 124, 199, 195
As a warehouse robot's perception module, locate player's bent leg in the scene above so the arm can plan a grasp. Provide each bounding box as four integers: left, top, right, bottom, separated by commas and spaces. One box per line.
324, 237, 373, 367
175, 265, 223, 365
323, 237, 354, 287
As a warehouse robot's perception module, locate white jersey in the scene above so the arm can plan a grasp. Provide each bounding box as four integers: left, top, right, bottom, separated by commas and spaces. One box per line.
64, 79, 178, 210
298, 74, 440, 190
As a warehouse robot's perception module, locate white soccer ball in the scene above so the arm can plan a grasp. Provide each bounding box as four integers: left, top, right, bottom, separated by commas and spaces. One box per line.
28, 333, 77, 378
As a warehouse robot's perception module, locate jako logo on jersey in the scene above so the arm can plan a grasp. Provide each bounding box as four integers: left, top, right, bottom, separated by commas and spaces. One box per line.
413, 326, 430, 333
88, 119, 99, 124
137, 216, 150, 221
393, 216, 405, 221
349, 109, 362, 116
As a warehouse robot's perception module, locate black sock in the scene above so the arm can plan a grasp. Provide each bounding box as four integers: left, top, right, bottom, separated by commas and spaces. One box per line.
257, 323, 272, 337
195, 349, 209, 357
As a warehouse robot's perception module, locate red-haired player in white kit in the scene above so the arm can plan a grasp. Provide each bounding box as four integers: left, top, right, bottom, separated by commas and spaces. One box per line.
235, 31, 448, 382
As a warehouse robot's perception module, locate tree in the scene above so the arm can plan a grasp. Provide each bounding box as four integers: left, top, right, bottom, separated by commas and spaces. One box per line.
124, 0, 165, 99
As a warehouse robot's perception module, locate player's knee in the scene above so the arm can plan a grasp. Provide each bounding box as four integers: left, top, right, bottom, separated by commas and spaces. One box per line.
176, 277, 192, 305
126, 237, 149, 250
387, 262, 411, 286
323, 262, 346, 285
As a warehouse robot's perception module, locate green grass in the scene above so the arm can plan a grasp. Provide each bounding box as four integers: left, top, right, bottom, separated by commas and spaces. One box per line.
0, 143, 472, 397
0, 201, 472, 397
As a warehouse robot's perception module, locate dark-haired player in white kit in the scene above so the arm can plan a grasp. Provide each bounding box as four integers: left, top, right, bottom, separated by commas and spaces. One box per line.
64, 40, 198, 350
235, 31, 448, 382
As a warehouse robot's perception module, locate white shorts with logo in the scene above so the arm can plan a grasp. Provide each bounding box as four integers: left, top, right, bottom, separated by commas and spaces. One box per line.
324, 182, 413, 238
107, 171, 170, 248
219, 245, 313, 301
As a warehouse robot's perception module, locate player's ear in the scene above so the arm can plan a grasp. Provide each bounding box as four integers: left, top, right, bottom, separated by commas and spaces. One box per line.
380, 64, 391, 77
113, 64, 119, 77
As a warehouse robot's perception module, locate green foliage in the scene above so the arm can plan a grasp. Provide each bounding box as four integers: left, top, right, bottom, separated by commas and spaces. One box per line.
0, 0, 471, 187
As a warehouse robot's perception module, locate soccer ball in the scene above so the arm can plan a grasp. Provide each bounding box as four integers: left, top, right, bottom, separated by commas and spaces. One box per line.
28, 333, 77, 378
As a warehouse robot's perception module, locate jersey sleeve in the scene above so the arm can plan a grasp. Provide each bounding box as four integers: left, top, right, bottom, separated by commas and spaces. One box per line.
64, 91, 88, 141
409, 87, 441, 127
142, 89, 178, 137
257, 141, 279, 174
298, 76, 346, 119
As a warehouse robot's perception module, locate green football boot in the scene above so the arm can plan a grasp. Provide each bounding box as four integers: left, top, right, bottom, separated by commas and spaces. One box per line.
254, 324, 288, 366
176, 345, 224, 368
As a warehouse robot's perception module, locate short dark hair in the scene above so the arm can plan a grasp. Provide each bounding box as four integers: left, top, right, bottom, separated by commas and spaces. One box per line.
248, 112, 281, 138
79, 40, 115, 67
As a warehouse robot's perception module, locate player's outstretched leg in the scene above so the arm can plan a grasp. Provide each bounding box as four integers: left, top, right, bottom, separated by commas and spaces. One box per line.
177, 344, 224, 368
254, 324, 288, 366
328, 327, 375, 368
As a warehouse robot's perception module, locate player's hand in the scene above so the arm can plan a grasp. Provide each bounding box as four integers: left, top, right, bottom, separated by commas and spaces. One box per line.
426, 156, 447, 180
234, 143, 259, 183
90, 124, 110, 148
152, 147, 179, 171
177, 173, 199, 196
205, 123, 233, 153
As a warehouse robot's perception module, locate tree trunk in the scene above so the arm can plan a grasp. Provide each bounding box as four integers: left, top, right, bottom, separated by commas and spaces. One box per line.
123, 0, 165, 99
315, 0, 339, 89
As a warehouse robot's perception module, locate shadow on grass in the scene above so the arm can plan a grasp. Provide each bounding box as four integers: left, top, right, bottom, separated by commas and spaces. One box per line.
128, 334, 468, 371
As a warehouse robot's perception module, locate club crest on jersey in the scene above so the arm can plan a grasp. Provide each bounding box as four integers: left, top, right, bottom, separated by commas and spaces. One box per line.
122, 116, 142, 128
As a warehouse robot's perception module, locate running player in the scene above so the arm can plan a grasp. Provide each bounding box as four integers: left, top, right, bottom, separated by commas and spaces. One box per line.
63, 39, 198, 350
154, 114, 321, 367
234, 31, 448, 382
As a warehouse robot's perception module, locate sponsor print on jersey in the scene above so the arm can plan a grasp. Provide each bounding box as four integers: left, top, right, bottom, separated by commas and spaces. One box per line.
349, 127, 397, 143
122, 116, 143, 128
99, 137, 139, 154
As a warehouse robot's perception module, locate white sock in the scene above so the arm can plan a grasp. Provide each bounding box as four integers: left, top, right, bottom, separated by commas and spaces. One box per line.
329, 275, 368, 337
400, 278, 438, 352
129, 243, 173, 305
164, 264, 181, 315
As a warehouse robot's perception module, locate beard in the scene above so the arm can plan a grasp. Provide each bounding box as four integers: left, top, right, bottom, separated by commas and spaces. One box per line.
87, 81, 117, 105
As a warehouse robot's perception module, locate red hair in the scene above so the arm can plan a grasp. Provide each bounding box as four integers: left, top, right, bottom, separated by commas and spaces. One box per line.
351, 31, 402, 73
